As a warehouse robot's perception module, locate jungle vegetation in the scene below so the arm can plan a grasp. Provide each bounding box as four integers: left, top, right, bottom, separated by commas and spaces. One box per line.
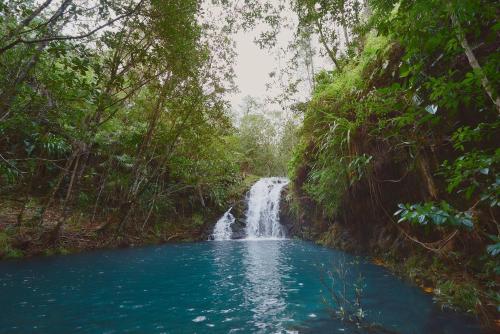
0, 0, 498, 327
284, 0, 499, 326
0, 0, 294, 253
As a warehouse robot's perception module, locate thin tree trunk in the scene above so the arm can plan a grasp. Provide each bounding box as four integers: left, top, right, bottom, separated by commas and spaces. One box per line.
0, 0, 72, 55
450, 8, 500, 113
64, 152, 81, 204
141, 177, 160, 231
314, 20, 342, 70
0, 42, 46, 118
198, 185, 206, 208
1, 0, 53, 43
117, 91, 167, 232
39, 149, 78, 223
341, 8, 350, 48
91, 173, 108, 224
48, 153, 80, 242
417, 154, 438, 200
0, 0, 71, 119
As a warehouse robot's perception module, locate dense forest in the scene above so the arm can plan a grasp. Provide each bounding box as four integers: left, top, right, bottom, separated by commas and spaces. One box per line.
0, 0, 498, 329
0, 0, 296, 252
284, 0, 499, 326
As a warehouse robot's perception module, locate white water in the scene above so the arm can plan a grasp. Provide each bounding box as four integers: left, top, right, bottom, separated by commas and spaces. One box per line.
212, 207, 235, 240
212, 177, 289, 240
245, 177, 289, 239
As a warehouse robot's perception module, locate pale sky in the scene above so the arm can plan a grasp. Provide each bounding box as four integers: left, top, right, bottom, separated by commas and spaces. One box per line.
53, 0, 331, 117
224, 3, 332, 115
230, 29, 276, 110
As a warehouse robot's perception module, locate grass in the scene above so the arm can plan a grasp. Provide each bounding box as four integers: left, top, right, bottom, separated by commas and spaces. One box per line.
435, 280, 481, 313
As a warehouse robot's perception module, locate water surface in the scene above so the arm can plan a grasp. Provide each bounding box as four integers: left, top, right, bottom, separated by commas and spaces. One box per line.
0, 240, 481, 333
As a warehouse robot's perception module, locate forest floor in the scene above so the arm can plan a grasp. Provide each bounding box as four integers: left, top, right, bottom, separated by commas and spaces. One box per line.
0, 197, 211, 259
0, 176, 258, 259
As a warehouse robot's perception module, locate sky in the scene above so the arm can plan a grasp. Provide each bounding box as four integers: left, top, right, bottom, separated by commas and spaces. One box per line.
46, 0, 330, 117
230, 29, 277, 110
224, 4, 332, 116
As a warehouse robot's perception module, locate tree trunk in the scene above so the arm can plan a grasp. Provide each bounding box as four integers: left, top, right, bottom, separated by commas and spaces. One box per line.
117, 90, 167, 232
417, 153, 438, 200
39, 149, 78, 223
450, 7, 500, 113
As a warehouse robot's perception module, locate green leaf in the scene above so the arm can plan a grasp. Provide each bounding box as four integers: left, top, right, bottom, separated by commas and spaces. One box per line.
486, 243, 500, 256
479, 168, 489, 175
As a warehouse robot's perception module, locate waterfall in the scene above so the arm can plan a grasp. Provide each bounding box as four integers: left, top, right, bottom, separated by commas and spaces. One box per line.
212, 207, 235, 240
211, 177, 289, 240
245, 177, 289, 239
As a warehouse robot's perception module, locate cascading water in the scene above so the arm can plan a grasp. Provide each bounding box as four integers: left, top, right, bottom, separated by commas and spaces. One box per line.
245, 177, 289, 239
212, 207, 235, 240
211, 177, 289, 240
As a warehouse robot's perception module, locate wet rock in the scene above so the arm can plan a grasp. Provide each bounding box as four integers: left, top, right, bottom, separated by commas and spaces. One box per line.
230, 218, 247, 239
279, 186, 299, 237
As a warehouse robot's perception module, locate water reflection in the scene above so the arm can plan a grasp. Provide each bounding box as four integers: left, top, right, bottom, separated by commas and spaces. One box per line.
242, 240, 291, 332
0, 240, 483, 334
212, 240, 237, 290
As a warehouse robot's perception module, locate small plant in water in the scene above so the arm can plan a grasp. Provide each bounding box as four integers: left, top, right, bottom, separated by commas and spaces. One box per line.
319, 257, 399, 334
320, 257, 366, 325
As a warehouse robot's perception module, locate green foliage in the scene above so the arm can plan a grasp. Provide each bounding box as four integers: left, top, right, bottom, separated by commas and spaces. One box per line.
288, 0, 499, 318
348, 154, 372, 184
0, 232, 23, 259
394, 202, 473, 230
191, 214, 204, 227
441, 150, 499, 203
236, 113, 279, 176
0, 0, 241, 235
486, 235, 500, 257
440, 122, 500, 207
435, 280, 481, 313
290, 0, 498, 245
232, 97, 299, 177
289, 33, 394, 217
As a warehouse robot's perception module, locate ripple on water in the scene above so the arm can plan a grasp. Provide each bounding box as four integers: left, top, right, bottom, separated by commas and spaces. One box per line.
0, 240, 484, 334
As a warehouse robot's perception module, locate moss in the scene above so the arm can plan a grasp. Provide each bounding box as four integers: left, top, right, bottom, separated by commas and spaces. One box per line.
58, 247, 71, 255
0, 231, 24, 259
229, 174, 259, 197
41, 246, 72, 257
377, 252, 487, 315
43, 249, 55, 256
317, 225, 338, 247
191, 213, 204, 227
401, 255, 426, 281
4, 247, 23, 259
311, 32, 390, 103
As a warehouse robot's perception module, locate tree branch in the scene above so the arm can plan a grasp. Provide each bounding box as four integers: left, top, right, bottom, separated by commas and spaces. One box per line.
0, 0, 144, 54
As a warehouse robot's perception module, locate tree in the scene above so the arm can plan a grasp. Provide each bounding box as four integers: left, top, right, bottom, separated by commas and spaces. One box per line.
292, 0, 364, 69
0, 0, 238, 241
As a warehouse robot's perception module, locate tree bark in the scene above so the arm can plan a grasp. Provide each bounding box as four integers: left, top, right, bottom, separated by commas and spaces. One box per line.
450, 8, 500, 113
417, 153, 438, 200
